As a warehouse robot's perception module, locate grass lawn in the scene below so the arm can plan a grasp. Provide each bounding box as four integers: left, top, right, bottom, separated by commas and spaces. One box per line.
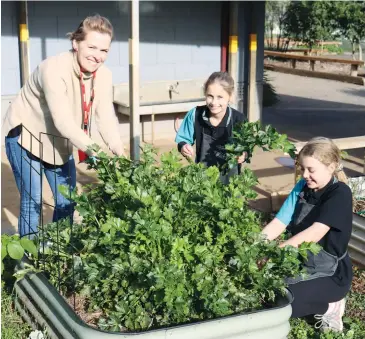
1, 288, 32, 339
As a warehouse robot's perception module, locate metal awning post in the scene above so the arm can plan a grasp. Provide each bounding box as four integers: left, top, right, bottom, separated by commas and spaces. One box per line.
129, 0, 140, 160
247, 1, 265, 122
18, 0, 30, 86
228, 1, 239, 109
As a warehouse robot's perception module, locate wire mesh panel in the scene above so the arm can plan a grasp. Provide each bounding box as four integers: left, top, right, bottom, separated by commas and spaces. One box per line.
19, 125, 76, 308
18, 125, 44, 240
236, 81, 246, 113
236, 81, 245, 103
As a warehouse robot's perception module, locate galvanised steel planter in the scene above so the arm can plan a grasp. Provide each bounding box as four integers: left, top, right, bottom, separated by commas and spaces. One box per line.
15, 269, 294, 339
349, 213, 365, 267
348, 175, 365, 267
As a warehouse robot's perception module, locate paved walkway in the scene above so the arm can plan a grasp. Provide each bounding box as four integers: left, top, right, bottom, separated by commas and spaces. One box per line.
263, 71, 365, 178
2, 72, 364, 234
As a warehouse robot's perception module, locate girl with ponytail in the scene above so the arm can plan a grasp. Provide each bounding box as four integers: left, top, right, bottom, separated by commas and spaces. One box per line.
261, 137, 353, 333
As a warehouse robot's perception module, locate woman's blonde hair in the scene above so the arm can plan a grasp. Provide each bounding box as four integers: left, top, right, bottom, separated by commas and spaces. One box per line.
67, 14, 114, 43
297, 137, 348, 184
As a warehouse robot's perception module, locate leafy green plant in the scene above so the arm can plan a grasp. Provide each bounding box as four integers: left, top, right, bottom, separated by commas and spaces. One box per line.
2, 235, 37, 269
37, 220, 86, 295
1, 236, 39, 339
288, 267, 365, 338
1, 234, 38, 282
38, 141, 320, 332
289, 317, 365, 339
225, 121, 296, 169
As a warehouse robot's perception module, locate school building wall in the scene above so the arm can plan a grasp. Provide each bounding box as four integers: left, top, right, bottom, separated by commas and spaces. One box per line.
1, 1, 223, 144
1, 1, 266, 146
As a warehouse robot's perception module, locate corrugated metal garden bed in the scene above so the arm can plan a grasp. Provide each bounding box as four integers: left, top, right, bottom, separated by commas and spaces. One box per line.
15, 266, 293, 339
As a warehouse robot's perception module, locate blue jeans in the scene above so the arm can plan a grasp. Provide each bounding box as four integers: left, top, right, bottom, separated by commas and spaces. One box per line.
5, 135, 76, 237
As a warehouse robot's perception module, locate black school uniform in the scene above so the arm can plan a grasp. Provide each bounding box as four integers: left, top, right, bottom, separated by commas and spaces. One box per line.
287, 178, 353, 317
175, 105, 246, 183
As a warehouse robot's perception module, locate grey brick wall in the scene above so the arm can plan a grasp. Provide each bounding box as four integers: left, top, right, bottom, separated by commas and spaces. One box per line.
1, 1, 221, 95
1, 2, 21, 95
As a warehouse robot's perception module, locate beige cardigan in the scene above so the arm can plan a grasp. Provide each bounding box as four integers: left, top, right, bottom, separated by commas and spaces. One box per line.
3, 51, 124, 165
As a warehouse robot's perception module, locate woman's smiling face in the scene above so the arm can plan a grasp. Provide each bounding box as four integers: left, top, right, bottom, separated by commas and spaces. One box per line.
72, 30, 111, 73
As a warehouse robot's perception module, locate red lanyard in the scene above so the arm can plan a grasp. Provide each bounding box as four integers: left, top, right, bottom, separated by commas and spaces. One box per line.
80, 70, 96, 133
78, 70, 96, 163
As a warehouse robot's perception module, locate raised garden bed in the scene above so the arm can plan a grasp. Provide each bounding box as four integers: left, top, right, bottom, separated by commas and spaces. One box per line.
348, 176, 365, 267
11, 124, 314, 338
14, 268, 294, 339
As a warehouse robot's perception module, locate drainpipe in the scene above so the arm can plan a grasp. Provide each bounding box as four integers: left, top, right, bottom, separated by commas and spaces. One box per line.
228, 1, 239, 108
129, 0, 140, 160
18, 0, 30, 86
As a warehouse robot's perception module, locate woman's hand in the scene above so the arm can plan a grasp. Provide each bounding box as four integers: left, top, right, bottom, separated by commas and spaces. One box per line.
181, 144, 194, 158
237, 152, 247, 164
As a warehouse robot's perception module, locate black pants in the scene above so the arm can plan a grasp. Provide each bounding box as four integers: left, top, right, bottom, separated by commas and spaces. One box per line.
288, 277, 351, 318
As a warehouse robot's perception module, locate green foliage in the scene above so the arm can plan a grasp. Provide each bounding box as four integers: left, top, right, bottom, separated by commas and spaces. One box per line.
288, 317, 365, 339
325, 44, 344, 55
265, 1, 290, 49
333, 1, 365, 53
225, 121, 296, 169
1, 289, 32, 339
283, 1, 337, 49
40, 142, 315, 332
289, 318, 316, 339
1, 234, 38, 276
38, 220, 86, 295
346, 288, 365, 321
267, 1, 365, 58
289, 268, 365, 338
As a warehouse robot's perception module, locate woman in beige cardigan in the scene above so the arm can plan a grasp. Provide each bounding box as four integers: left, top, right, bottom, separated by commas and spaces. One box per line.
3, 15, 125, 237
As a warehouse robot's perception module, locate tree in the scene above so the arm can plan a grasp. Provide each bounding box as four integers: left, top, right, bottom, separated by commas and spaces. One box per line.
334, 1, 365, 60
265, 1, 290, 50
283, 1, 336, 50
312, 1, 339, 51
265, 2, 277, 49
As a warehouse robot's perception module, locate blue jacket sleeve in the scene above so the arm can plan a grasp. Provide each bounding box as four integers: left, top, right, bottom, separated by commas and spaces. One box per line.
276, 179, 306, 226
175, 108, 196, 147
